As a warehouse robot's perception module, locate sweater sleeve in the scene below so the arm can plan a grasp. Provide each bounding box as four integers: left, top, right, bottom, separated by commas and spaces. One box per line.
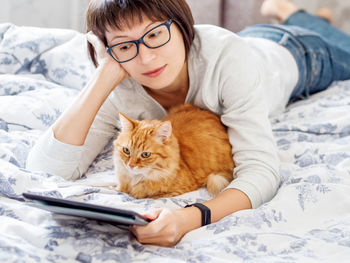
26, 96, 119, 180
217, 46, 280, 209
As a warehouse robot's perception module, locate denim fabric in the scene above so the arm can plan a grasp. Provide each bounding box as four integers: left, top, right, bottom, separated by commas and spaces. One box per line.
237, 11, 350, 102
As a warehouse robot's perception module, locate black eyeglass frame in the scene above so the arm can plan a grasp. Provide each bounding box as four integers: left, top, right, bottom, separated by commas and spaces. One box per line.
106, 19, 173, 63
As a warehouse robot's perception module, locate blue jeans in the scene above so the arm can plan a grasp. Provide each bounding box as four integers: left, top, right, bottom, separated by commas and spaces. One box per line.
238, 11, 350, 102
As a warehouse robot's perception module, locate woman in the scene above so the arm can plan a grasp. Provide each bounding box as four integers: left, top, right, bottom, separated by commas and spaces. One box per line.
26, 0, 350, 246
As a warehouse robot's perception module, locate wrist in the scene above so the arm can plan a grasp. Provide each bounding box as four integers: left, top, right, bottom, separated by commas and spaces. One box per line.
175, 207, 202, 236
203, 188, 252, 223
185, 203, 211, 226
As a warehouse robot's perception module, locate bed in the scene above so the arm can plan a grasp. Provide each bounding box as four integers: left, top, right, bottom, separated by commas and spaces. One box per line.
1, 23, 350, 263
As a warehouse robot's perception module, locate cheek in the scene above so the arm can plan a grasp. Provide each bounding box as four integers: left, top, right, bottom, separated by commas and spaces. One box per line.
140, 154, 162, 169
120, 63, 147, 85
138, 158, 152, 168
169, 26, 186, 58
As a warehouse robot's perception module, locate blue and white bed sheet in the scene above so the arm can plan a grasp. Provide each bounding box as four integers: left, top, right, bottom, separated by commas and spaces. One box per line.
0, 23, 350, 262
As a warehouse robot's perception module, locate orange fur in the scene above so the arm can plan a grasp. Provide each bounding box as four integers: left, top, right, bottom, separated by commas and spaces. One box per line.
113, 104, 234, 198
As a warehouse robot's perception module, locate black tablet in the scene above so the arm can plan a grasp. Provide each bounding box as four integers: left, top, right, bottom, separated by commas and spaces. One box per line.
23, 192, 151, 227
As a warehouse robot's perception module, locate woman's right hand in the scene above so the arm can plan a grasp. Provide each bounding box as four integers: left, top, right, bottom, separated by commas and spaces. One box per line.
86, 31, 130, 90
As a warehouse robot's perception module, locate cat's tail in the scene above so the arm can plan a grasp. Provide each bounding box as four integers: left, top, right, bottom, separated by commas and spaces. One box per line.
206, 173, 231, 195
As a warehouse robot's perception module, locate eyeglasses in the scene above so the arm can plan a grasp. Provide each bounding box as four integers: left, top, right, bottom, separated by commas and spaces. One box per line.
107, 19, 173, 63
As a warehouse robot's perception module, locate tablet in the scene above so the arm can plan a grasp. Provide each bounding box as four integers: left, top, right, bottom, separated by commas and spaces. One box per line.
23, 192, 151, 227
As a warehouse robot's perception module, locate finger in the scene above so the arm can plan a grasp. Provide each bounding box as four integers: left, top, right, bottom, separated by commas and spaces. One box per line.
143, 209, 163, 221
132, 221, 161, 239
132, 209, 171, 239
131, 210, 182, 247
86, 31, 96, 44
132, 227, 179, 247
132, 221, 163, 240
86, 31, 106, 53
136, 236, 175, 247
129, 225, 137, 236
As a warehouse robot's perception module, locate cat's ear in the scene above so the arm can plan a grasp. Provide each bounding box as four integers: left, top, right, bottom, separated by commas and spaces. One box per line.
119, 112, 136, 131
155, 121, 172, 143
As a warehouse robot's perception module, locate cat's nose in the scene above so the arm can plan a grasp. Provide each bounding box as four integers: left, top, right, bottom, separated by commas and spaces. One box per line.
129, 163, 135, 169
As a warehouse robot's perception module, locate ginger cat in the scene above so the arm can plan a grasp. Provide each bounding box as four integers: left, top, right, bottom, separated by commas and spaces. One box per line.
113, 104, 234, 199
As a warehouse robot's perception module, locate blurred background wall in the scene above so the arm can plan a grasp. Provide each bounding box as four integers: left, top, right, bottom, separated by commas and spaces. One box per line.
0, 0, 349, 34
0, 0, 89, 31
188, 0, 350, 34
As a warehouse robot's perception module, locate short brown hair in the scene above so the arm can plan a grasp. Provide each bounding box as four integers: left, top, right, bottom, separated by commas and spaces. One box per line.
86, 0, 195, 67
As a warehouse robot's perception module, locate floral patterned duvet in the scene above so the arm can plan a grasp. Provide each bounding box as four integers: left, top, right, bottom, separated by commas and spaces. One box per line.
1, 23, 350, 263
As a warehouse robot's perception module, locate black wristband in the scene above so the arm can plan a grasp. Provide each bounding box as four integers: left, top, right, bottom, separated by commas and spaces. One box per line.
185, 203, 211, 226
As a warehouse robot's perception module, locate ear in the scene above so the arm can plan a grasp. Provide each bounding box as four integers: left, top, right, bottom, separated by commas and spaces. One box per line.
155, 121, 172, 143
119, 112, 136, 131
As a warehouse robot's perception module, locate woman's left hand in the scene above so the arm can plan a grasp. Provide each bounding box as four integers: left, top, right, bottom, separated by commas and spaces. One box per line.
130, 208, 198, 247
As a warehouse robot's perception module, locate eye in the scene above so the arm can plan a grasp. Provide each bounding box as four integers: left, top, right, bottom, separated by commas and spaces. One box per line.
118, 43, 133, 52
149, 30, 161, 38
141, 152, 151, 158
122, 147, 130, 155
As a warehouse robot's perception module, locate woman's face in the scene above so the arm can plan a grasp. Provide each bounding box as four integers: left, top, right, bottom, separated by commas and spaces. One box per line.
105, 16, 187, 92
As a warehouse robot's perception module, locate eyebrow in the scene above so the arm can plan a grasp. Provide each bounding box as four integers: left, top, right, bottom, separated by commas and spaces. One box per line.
110, 21, 158, 42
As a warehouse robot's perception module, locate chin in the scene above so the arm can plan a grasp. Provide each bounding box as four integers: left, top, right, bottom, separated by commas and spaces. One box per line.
142, 81, 171, 90
139, 75, 176, 91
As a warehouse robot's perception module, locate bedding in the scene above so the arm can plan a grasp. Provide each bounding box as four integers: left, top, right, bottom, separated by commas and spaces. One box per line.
1, 23, 350, 262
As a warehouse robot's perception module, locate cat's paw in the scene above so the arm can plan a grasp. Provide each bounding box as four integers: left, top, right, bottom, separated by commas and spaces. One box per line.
115, 182, 132, 195
129, 191, 146, 199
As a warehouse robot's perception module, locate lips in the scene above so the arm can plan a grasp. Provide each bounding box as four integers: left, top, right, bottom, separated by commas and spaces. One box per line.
142, 65, 167, 78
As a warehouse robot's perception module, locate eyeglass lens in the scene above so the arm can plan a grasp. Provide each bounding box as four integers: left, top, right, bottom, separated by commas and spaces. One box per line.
110, 23, 170, 62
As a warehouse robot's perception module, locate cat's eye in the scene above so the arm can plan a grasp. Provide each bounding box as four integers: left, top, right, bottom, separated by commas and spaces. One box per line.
141, 152, 151, 158
122, 147, 130, 155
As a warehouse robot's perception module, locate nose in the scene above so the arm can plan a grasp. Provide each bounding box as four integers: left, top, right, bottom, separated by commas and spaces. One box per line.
138, 43, 156, 64
129, 163, 135, 169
